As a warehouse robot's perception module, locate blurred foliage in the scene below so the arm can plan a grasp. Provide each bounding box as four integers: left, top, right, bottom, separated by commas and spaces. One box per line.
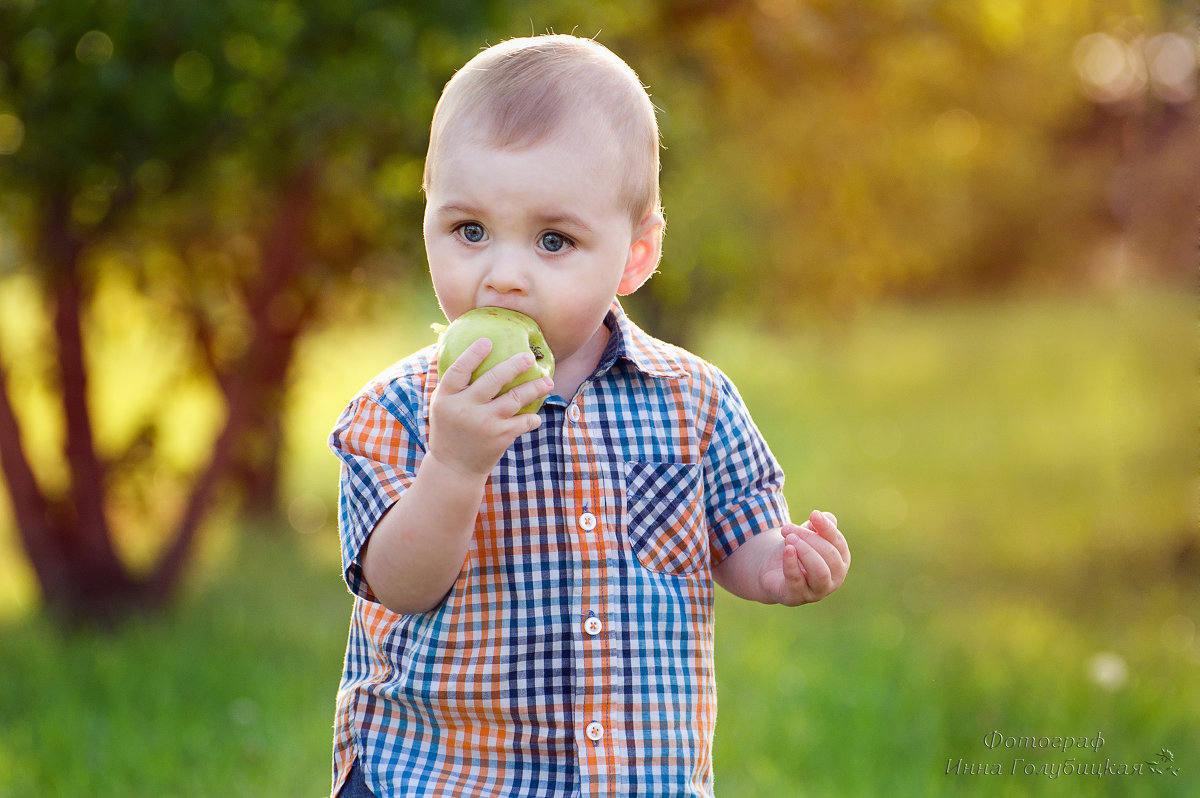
0, 0, 483, 323
1, 0, 1194, 315
625, 0, 1196, 332
0, 0, 503, 618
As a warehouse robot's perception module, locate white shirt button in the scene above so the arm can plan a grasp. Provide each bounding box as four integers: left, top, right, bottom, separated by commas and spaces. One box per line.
578, 512, 597, 531
568, 404, 581, 422
585, 721, 605, 742
583, 613, 603, 636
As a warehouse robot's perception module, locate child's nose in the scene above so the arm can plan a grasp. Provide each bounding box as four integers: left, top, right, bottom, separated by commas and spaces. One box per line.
483, 245, 529, 294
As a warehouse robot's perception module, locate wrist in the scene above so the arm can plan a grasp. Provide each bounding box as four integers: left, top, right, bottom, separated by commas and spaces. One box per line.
714, 532, 779, 604
423, 447, 495, 486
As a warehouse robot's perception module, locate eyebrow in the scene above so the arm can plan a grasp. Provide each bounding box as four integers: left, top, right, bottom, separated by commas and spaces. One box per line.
538, 211, 595, 234
430, 203, 482, 220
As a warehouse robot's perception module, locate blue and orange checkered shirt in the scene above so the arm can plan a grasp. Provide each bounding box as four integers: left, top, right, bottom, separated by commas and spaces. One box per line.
329, 301, 789, 797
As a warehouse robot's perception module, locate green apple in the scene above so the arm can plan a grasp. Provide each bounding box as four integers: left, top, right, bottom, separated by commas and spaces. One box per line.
433, 307, 555, 413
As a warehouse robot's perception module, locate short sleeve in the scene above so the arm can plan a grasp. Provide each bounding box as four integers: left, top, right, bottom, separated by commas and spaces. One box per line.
329, 393, 425, 600
702, 370, 790, 564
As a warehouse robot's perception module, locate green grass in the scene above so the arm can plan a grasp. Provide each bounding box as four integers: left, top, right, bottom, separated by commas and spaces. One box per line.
0, 287, 1195, 796
702, 288, 1198, 797
0, 533, 348, 797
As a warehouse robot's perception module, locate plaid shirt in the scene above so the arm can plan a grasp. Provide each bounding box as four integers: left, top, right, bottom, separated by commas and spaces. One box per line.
329, 301, 789, 798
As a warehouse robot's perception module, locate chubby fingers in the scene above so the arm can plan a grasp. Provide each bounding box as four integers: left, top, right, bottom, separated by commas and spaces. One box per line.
806, 509, 851, 568
781, 510, 850, 600
477, 352, 553, 415
507, 372, 554, 407
443, 343, 552, 403
781, 529, 836, 598
780, 535, 808, 590
439, 338, 493, 391
468, 350, 536, 398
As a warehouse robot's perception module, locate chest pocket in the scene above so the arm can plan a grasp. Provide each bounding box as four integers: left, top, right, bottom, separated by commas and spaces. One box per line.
624, 461, 706, 575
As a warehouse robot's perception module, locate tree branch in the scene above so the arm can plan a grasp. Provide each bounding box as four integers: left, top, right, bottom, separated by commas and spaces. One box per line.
0, 351, 69, 601
147, 164, 318, 596
43, 198, 128, 585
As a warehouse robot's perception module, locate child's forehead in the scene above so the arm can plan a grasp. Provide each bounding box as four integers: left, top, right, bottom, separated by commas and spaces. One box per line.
442, 105, 624, 167
428, 126, 628, 215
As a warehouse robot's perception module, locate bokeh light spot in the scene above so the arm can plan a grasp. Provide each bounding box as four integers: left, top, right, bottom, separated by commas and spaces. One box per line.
174, 51, 214, 99
75, 30, 114, 65
1086, 651, 1129, 691
288, 493, 328, 535
223, 32, 263, 73
0, 113, 25, 155
1145, 33, 1197, 103
134, 158, 172, 196
1074, 33, 1146, 103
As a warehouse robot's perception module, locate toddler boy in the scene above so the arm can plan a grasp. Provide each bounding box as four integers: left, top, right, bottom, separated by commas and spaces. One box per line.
329, 33, 850, 798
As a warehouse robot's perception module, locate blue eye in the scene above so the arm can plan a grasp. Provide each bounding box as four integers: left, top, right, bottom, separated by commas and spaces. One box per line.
458, 223, 486, 243
540, 232, 570, 252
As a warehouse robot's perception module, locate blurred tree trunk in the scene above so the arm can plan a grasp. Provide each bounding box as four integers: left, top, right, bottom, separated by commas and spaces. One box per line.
0, 0, 449, 626
0, 172, 319, 624
47, 208, 144, 616
0, 193, 147, 623
197, 168, 318, 523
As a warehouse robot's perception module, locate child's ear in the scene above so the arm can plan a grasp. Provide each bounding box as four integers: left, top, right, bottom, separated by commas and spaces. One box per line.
617, 212, 665, 296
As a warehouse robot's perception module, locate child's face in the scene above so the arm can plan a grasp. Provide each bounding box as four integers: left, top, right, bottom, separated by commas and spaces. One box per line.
423, 118, 659, 373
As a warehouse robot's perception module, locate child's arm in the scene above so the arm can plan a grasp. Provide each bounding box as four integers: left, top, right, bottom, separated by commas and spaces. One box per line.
712, 510, 850, 606
360, 339, 553, 614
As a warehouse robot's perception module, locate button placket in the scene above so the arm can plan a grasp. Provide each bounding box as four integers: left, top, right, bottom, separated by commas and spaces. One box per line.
563, 392, 611, 765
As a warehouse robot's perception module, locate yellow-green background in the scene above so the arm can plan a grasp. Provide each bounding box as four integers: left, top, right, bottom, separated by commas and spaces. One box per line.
0, 0, 1195, 795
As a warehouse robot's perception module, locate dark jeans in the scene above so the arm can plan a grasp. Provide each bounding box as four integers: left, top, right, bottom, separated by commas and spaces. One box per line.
337, 759, 377, 798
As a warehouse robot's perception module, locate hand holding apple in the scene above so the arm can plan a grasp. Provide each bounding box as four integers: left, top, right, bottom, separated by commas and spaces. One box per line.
426, 308, 555, 478
435, 307, 555, 414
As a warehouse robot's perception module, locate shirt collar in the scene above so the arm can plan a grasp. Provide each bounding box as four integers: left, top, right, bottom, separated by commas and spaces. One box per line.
595, 300, 691, 380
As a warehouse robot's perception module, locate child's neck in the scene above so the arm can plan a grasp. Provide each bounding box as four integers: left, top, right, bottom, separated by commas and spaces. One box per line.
551, 323, 610, 403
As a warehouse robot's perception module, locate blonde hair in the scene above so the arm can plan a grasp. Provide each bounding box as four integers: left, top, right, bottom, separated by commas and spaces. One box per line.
423, 34, 662, 224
